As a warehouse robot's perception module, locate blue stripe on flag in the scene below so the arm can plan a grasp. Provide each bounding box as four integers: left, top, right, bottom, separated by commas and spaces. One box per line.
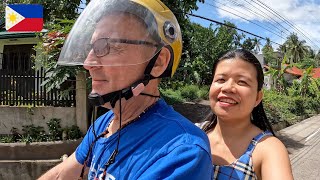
8, 4, 43, 18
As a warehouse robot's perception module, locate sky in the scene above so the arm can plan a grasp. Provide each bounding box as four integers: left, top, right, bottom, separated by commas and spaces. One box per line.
190, 0, 320, 52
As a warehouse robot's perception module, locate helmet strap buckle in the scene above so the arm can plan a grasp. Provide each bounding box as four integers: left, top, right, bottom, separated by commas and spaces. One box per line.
131, 83, 145, 96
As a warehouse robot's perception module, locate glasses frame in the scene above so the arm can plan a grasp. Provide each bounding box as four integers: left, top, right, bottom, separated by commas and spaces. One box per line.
89, 37, 160, 57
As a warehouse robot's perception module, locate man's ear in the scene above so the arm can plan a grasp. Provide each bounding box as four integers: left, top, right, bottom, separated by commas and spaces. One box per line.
255, 90, 263, 107
150, 47, 171, 78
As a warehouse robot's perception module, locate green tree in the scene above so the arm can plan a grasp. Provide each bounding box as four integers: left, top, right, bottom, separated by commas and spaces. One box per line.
315, 51, 320, 67
265, 55, 290, 94
296, 57, 317, 69
232, 33, 245, 49
33, 19, 82, 92
262, 38, 277, 66
306, 47, 315, 59
171, 21, 238, 86
285, 33, 309, 63
241, 38, 255, 51
252, 37, 262, 54
300, 66, 314, 97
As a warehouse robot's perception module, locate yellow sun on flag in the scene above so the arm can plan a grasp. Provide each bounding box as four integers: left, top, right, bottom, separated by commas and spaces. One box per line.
7, 13, 18, 24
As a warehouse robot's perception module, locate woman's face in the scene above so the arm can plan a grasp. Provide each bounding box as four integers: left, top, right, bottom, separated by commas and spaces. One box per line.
209, 58, 263, 122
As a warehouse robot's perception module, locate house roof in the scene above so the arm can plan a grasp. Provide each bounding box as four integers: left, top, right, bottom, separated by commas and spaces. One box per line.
285, 66, 303, 76
264, 64, 320, 79
312, 68, 320, 78
0, 29, 47, 39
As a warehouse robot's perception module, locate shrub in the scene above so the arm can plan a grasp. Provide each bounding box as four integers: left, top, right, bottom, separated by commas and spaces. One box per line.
198, 86, 210, 100
160, 88, 185, 105
179, 85, 200, 101
0, 135, 14, 143
47, 118, 63, 141
64, 125, 82, 140
263, 90, 298, 124
22, 125, 47, 142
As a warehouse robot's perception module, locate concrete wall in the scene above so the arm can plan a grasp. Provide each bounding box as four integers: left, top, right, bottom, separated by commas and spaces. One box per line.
0, 160, 61, 180
0, 106, 76, 134
0, 139, 81, 160
0, 140, 81, 179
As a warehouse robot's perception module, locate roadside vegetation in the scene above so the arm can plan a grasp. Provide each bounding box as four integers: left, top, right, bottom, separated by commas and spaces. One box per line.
0, 118, 82, 143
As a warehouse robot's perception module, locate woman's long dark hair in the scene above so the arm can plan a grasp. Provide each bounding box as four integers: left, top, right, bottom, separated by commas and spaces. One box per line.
203, 49, 275, 135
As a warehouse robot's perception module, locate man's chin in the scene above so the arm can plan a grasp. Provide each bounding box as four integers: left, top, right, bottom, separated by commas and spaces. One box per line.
90, 88, 108, 96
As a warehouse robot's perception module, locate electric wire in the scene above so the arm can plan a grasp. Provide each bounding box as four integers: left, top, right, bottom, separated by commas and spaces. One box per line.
209, 0, 285, 40
251, 0, 320, 49
222, 0, 290, 37
187, 13, 282, 46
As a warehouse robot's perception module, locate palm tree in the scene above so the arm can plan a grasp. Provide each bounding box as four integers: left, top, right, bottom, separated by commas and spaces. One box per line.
285, 33, 309, 63
265, 38, 272, 49
233, 33, 245, 49
252, 37, 262, 54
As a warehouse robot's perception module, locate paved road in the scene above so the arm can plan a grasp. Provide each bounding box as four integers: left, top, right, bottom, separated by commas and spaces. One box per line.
278, 115, 320, 180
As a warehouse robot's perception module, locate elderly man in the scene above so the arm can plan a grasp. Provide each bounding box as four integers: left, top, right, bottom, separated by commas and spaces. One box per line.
39, 0, 212, 179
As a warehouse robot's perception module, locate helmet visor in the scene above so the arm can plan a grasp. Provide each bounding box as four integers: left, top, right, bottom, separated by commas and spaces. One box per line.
58, 0, 163, 67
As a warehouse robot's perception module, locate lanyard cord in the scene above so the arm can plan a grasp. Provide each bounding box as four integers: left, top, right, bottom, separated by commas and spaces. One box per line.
79, 94, 160, 179
79, 130, 108, 179
79, 92, 122, 180
101, 92, 122, 179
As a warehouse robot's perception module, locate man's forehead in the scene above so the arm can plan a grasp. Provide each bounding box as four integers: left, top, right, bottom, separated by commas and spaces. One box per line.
92, 13, 148, 39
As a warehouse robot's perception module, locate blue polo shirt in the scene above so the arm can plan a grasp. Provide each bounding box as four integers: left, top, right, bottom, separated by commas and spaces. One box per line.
76, 99, 213, 179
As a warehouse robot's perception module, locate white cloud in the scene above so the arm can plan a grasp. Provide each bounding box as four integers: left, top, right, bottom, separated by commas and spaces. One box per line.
213, 0, 320, 50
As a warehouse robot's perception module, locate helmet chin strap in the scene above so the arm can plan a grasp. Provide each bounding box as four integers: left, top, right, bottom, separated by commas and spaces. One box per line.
88, 50, 161, 108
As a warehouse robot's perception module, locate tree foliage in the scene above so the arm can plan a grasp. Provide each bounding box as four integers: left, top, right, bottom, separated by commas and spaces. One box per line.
262, 38, 278, 67
33, 19, 83, 92
167, 21, 239, 87
241, 38, 255, 52
252, 37, 262, 54
264, 55, 291, 94
284, 33, 309, 64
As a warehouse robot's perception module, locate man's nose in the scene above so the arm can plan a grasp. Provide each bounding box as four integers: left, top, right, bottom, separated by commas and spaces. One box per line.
83, 51, 100, 70
221, 79, 236, 93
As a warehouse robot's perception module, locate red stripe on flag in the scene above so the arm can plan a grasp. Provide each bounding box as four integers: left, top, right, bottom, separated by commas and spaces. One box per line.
8, 18, 43, 32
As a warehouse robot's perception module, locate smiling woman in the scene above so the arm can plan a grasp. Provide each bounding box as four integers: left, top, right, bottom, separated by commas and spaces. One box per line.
198, 49, 294, 180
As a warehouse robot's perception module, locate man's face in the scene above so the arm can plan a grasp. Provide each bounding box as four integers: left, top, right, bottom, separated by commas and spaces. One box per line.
83, 14, 156, 96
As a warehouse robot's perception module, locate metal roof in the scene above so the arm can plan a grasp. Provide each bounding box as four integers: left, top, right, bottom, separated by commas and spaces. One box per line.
0, 29, 47, 39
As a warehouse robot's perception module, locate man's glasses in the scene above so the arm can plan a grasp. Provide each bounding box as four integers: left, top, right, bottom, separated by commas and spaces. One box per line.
88, 37, 159, 57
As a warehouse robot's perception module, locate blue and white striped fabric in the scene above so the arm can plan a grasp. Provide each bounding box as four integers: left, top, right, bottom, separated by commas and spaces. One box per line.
212, 131, 273, 180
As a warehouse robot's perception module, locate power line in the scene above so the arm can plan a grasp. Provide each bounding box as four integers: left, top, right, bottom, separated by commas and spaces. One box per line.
223, 0, 290, 38
210, 0, 285, 40
252, 0, 320, 49
254, 0, 319, 47
239, 0, 291, 37
187, 13, 282, 46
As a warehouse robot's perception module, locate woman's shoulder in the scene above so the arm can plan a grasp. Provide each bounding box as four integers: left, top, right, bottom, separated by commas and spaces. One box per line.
256, 135, 287, 154
252, 133, 292, 179
254, 134, 290, 167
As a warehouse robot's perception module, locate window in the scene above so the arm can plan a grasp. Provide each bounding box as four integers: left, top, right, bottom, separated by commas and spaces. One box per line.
2, 44, 36, 75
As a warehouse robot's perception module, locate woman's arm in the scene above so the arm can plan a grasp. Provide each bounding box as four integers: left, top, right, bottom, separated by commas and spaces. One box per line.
259, 137, 294, 180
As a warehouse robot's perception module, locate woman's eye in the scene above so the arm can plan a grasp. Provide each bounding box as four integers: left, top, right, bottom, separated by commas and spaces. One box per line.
238, 80, 247, 85
215, 79, 225, 83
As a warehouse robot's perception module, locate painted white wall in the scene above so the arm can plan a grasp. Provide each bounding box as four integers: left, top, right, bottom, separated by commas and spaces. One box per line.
0, 106, 76, 134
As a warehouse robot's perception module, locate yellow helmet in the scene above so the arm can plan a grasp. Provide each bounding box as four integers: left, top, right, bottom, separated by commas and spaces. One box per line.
131, 0, 182, 77
58, 0, 182, 77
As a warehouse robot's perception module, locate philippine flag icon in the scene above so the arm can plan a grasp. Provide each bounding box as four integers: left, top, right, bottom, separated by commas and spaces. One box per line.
5, 4, 43, 32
